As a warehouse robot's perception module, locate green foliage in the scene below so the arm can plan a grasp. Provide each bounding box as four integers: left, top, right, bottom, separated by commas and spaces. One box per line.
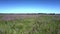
0, 15, 60, 34
0, 16, 3, 18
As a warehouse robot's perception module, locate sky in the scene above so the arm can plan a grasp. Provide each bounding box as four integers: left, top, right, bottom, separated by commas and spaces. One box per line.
0, 0, 60, 14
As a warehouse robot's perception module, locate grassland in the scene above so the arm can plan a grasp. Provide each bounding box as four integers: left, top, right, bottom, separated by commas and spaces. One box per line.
0, 14, 60, 34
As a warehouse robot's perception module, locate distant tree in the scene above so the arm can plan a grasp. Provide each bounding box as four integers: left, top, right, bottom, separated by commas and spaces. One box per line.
49, 13, 55, 15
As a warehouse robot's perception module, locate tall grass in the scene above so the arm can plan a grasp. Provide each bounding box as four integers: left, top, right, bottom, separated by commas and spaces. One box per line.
0, 15, 60, 34
0, 16, 3, 18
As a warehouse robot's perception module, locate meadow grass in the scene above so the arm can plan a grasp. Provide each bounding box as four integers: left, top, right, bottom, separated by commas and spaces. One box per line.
0, 15, 60, 34
0, 16, 3, 18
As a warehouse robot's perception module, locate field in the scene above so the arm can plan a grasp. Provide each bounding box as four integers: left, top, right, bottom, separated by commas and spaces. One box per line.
0, 14, 60, 34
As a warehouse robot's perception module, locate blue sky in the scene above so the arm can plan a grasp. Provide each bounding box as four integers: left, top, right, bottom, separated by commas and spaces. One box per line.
0, 0, 60, 14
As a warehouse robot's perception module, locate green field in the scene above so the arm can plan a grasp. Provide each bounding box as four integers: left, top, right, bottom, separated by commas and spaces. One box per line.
0, 15, 60, 34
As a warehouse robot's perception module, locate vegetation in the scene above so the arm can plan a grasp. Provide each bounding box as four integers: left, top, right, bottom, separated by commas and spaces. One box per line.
0, 15, 60, 34
0, 16, 3, 18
